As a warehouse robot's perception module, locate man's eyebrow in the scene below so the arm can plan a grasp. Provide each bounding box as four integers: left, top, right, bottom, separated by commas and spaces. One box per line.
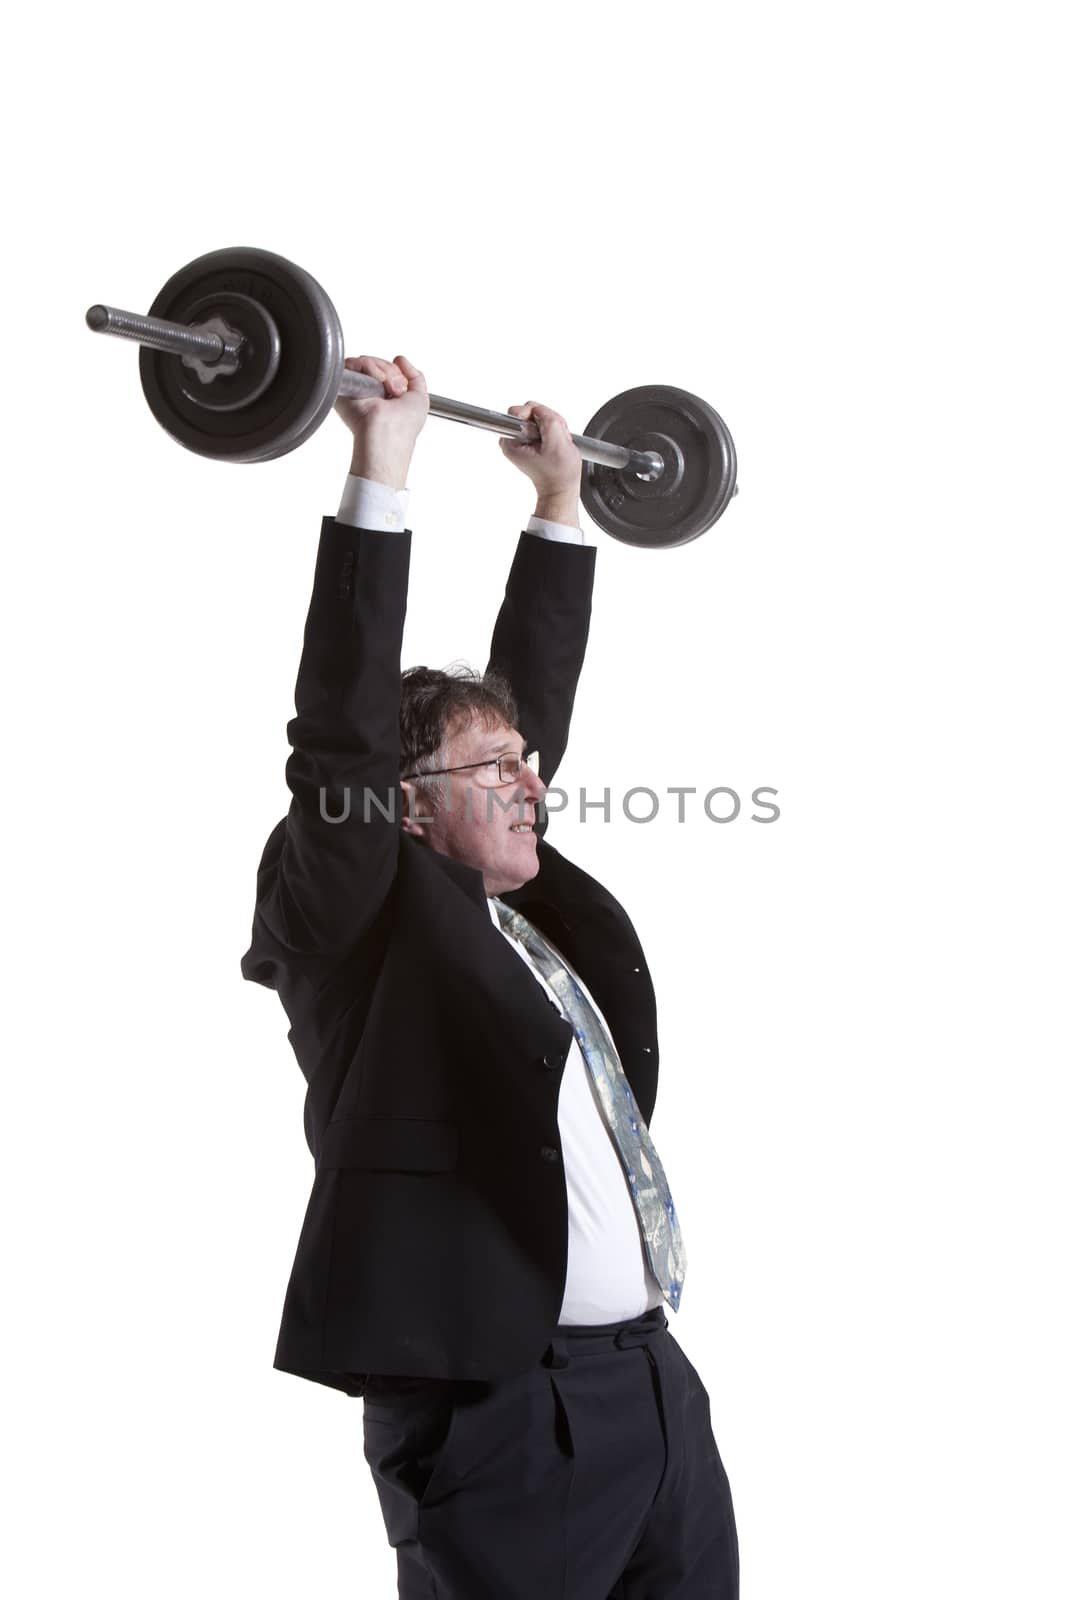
479, 736, 527, 757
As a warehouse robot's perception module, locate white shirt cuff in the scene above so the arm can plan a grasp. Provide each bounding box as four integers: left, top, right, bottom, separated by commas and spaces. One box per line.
525, 515, 595, 547
338, 474, 410, 532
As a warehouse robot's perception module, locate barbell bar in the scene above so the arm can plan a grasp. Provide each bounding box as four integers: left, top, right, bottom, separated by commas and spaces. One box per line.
87, 300, 665, 477
85, 246, 738, 548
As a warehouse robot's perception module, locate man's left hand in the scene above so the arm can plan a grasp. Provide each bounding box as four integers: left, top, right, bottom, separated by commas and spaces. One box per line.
499, 402, 583, 527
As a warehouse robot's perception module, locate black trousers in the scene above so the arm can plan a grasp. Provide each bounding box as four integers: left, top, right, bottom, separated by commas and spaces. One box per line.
362, 1306, 739, 1599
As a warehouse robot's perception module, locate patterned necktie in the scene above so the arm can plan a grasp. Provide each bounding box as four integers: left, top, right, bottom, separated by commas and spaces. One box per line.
494, 901, 687, 1312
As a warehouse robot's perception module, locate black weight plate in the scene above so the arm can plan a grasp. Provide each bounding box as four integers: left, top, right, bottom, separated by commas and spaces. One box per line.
139, 247, 343, 463
580, 385, 737, 548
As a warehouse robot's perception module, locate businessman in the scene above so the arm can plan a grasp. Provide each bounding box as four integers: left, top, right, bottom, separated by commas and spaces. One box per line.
242, 353, 739, 1597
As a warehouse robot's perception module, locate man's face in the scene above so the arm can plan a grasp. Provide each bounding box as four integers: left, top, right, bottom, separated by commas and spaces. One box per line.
401, 718, 547, 897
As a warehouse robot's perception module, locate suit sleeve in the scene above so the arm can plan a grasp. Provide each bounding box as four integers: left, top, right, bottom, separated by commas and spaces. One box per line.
242, 519, 410, 977
486, 532, 596, 791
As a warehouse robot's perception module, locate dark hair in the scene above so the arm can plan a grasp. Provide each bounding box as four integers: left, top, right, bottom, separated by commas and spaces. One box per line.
400, 665, 519, 786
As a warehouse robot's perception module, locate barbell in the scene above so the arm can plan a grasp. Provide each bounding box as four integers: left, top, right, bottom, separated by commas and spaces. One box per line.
85, 246, 738, 548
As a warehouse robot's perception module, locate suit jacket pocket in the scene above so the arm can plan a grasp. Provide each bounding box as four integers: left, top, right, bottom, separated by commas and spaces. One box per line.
318, 1115, 459, 1173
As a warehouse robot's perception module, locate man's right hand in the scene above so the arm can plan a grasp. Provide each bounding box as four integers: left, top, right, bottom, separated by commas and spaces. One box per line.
335, 355, 429, 490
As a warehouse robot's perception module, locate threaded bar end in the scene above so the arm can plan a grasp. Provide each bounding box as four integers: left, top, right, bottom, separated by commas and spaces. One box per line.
85, 304, 229, 363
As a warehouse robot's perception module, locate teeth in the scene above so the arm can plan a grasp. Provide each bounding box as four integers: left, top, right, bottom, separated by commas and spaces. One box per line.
511, 824, 532, 832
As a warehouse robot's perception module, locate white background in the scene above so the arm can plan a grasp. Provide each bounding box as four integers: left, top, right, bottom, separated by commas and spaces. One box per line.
3, 2, 1089, 1596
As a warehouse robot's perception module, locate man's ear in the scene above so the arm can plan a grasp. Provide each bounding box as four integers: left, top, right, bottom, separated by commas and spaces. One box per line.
400, 779, 432, 837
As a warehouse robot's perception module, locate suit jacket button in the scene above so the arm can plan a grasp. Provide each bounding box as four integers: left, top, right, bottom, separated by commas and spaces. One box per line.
540, 1145, 560, 1162
541, 1053, 565, 1070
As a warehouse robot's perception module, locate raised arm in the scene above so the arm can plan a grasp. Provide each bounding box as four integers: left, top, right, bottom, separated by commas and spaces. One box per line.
242, 357, 428, 979
487, 403, 596, 789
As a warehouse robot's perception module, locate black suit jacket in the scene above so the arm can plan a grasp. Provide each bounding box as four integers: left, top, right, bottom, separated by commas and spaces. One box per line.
242, 520, 659, 1396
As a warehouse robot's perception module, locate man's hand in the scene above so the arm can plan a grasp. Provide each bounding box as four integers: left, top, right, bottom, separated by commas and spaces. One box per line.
335, 355, 429, 490
499, 402, 583, 528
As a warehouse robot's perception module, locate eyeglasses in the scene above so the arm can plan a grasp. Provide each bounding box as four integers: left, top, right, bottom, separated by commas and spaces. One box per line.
404, 749, 540, 787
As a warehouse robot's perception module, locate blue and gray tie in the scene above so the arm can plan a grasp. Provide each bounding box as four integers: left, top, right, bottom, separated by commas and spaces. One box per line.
494, 901, 687, 1312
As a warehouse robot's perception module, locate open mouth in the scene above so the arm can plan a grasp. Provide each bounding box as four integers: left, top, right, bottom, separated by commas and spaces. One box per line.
509, 823, 534, 833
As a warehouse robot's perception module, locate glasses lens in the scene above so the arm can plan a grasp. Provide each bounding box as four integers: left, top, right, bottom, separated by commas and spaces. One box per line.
496, 751, 538, 783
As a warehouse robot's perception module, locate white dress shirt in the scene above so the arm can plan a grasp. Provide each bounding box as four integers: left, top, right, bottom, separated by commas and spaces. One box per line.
486, 900, 664, 1324
337, 473, 596, 545
339, 476, 662, 1323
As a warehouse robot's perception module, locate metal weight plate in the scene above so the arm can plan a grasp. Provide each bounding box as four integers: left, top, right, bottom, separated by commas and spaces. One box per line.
580, 386, 737, 548
139, 247, 344, 462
